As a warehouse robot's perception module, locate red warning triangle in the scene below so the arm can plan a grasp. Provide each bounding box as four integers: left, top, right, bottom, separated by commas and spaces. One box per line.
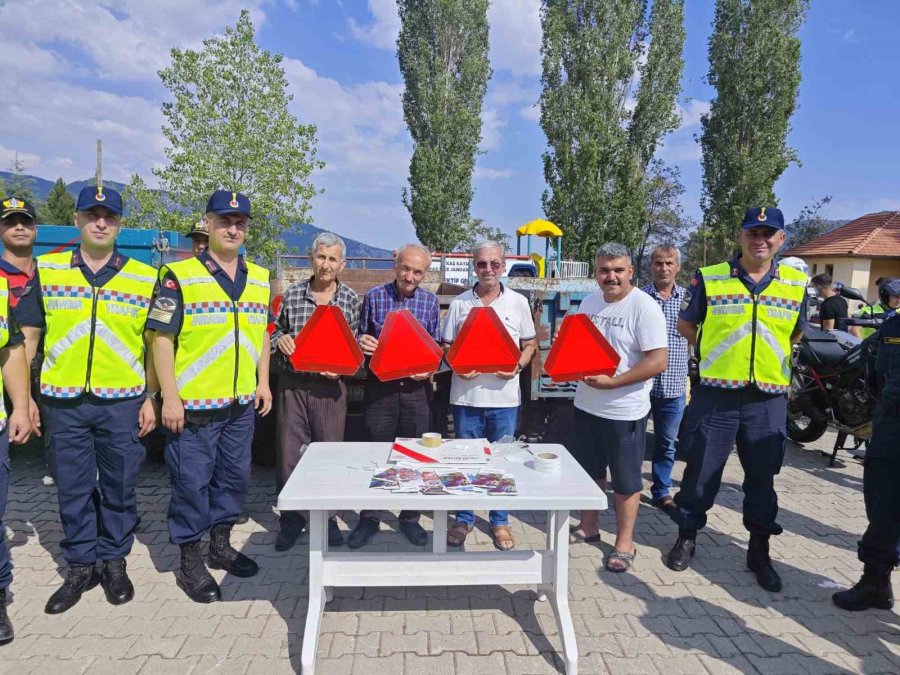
267, 293, 284, 335
290, 305, 364, 376
369, 309, 443, 382
446, 306, 521, 374
543, 313, 620, 382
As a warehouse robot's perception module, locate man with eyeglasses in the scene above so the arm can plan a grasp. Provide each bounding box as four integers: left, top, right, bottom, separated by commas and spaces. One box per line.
664, 207, 809, 593
350, 243, 441, 550
442, 240, 536, 551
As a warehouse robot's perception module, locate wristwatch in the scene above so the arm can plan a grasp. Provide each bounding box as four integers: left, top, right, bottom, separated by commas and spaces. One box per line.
148, 391, 162, 402
513, 363, 523, 375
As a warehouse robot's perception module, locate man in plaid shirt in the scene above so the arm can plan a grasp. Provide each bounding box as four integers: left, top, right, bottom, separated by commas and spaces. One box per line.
640, 245, 689, 513
270, 232, 360, 551
350, 244, 441, 550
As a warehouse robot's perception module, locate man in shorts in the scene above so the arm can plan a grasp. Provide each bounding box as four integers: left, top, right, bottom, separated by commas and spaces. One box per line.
569, 243, 667, 572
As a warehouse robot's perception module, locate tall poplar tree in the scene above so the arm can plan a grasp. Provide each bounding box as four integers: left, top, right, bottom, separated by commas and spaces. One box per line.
39, 178, 76, 225
540, 0, 686, 261
699, 0, 809, 259
398, 0, 491, 252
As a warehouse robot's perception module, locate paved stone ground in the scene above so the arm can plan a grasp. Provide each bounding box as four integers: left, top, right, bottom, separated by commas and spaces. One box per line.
1, 428, 897, 674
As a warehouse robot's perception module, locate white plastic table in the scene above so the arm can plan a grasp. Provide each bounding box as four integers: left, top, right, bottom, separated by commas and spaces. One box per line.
277, 442, 608, 674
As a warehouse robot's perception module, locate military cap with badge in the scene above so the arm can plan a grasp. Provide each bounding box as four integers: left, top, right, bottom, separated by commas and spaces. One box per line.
1, 196, 37, 222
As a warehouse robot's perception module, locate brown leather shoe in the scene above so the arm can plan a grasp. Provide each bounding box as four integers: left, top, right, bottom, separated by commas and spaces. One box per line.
653, 496, 677, 514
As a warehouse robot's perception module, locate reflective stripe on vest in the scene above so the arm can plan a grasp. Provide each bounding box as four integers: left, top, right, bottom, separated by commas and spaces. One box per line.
698, 261, 807, 393
0, 280, 9, 429
858, 304, 887, 340
37, 252, 155, 399
162, 257, 269, 410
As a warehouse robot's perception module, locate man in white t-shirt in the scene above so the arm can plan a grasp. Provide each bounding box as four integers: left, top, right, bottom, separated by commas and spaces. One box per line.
569, 243, 667, 572
442, 241, 536, 552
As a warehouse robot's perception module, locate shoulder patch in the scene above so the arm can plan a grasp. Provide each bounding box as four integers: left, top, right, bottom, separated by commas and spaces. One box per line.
164, 277, 179, 290
884, 336, 900, 345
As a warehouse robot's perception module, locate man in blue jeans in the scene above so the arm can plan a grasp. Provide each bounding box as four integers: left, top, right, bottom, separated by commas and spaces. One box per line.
442, 241, 536, 551
640, 245, 689, 513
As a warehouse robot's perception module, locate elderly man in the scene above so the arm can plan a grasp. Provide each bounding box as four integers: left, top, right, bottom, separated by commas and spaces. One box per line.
569, 243, 667, 572
152, 190, 272, 603
666, 207, 808, 592
640, 245, 689, 512
350, 244, 441, 549
270, 232, 360, 551
16, 186, 159, 613
442, 240, 536, 551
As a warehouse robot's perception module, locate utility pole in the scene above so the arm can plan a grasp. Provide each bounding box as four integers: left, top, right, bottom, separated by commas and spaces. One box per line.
95, 139, 103, 187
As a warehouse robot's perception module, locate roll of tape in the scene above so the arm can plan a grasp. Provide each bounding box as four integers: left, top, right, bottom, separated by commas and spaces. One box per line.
421, 432, 442, 448
534, 451, 561, 473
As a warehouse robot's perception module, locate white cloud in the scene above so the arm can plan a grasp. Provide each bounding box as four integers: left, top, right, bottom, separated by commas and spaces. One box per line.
480, 108, 506, 152
519, 104, 541, 122
678, 99, 711, 127
348, 0, 400, 50
474, 166, 513, 180
488, 0, 542, 77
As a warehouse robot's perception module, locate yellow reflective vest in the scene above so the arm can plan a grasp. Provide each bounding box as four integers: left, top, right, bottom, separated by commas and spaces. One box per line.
0, 278, 9, 428
161, 256, 269, 410
698, 261, 807, 394
857, 303, 887, 340
38, 251, 156, 399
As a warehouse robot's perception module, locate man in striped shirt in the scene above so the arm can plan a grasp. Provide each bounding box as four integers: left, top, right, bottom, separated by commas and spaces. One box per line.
640, 245, 689, 513
270, 233, 360, 551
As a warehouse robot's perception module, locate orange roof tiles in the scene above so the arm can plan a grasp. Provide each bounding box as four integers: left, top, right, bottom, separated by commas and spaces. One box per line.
785, 211, 900, 258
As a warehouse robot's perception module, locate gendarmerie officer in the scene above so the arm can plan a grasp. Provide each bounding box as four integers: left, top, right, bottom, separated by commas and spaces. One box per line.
665, 207, 809, 592
0, 269, 35, 645
151, 190, 272, 603
16, 186, 160, 613
833, 279, 900, 611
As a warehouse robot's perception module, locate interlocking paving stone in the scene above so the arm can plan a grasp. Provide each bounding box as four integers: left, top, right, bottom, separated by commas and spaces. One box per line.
0, 429, 896, 673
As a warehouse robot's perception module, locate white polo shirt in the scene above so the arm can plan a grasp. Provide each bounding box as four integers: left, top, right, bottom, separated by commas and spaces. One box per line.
443, 284, 536, 408
573, 286, 667, 421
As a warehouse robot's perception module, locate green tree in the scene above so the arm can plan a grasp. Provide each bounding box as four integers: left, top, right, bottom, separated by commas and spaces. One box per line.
138, 10, 323, 262
540, 0, 686, 262
398, 0, 491, 252
4, 154, 41, 206
453, 218, 510, 253
699, 0, 809, 260
38, 178, 77, 225
632, 160, 688, 285
785, 195, 833, 248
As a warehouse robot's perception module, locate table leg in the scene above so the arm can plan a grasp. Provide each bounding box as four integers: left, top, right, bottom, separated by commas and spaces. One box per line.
538, 510, 558, 602
301, 510, 327, 674
432, 510, 447, 554
547, 509, 578, 674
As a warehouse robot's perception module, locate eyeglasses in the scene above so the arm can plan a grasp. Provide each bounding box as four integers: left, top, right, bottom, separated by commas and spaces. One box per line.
475, 260, 503, 271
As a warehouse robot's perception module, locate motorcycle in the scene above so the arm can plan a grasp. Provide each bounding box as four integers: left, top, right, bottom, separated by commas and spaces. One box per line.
787, 286, 882, 453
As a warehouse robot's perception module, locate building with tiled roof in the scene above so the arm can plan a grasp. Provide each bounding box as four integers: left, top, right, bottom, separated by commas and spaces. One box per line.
784, 211, 900, 303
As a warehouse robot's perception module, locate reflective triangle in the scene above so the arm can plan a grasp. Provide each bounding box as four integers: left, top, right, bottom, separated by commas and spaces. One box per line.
290, 305, 364, 376
446, 306, 521, 374
543, 313, 620, 382
369, 308, 443, 382
267, 293, 284, 335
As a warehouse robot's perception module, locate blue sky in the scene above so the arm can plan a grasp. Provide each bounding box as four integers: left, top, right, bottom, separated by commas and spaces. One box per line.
2, 0, 898, 250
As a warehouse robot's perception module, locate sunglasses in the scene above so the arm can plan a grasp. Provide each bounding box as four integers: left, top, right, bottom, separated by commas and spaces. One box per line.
475, 260, 503, 271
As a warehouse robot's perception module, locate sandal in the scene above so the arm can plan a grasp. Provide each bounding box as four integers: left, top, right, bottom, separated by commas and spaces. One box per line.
491, 525, 516, 551
447, 523, 473, 547
605, 547, 637, 573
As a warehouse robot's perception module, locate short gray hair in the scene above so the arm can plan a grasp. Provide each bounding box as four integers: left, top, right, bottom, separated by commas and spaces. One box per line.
595, 242, 631, 265
396, 243, 432, 267
310, 232, 346, 259
472, 239, 506, 259
649, 244, 681, 265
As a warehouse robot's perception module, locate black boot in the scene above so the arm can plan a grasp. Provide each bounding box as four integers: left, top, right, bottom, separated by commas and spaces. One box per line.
275, 512, 307, 552
665, 531, 696, 572
0, 588, 12, 646
747, 533, 782, 592
833, 568, 894, 611
177, 540, 221, 604
45, 565, 100, 614
100, 558, 134, 605
207, 523, 259, 577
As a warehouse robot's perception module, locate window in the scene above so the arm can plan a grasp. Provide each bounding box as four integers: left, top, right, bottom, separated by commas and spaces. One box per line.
825, 264, 834, 277
812, 263, 818, 274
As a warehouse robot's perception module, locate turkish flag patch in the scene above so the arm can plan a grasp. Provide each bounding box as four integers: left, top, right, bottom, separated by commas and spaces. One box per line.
164, 278, 179, 290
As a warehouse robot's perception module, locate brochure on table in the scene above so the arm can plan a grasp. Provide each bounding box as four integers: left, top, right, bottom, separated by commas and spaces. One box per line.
388, 437, 493, 465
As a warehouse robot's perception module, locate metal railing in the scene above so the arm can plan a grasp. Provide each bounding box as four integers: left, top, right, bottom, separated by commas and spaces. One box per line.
556, 260, 590, 279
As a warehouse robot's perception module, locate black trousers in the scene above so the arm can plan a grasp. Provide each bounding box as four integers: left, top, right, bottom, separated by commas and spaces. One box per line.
360, 378, 431, 523
858, 412, 900, 573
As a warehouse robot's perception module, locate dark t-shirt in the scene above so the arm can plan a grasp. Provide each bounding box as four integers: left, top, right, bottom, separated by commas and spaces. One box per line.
819, 295, 848, 331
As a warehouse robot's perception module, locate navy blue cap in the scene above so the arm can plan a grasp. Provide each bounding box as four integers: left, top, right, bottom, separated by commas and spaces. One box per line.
742, 207, 784, 230
206, 190, 251, 217
76, 185, 123, 215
